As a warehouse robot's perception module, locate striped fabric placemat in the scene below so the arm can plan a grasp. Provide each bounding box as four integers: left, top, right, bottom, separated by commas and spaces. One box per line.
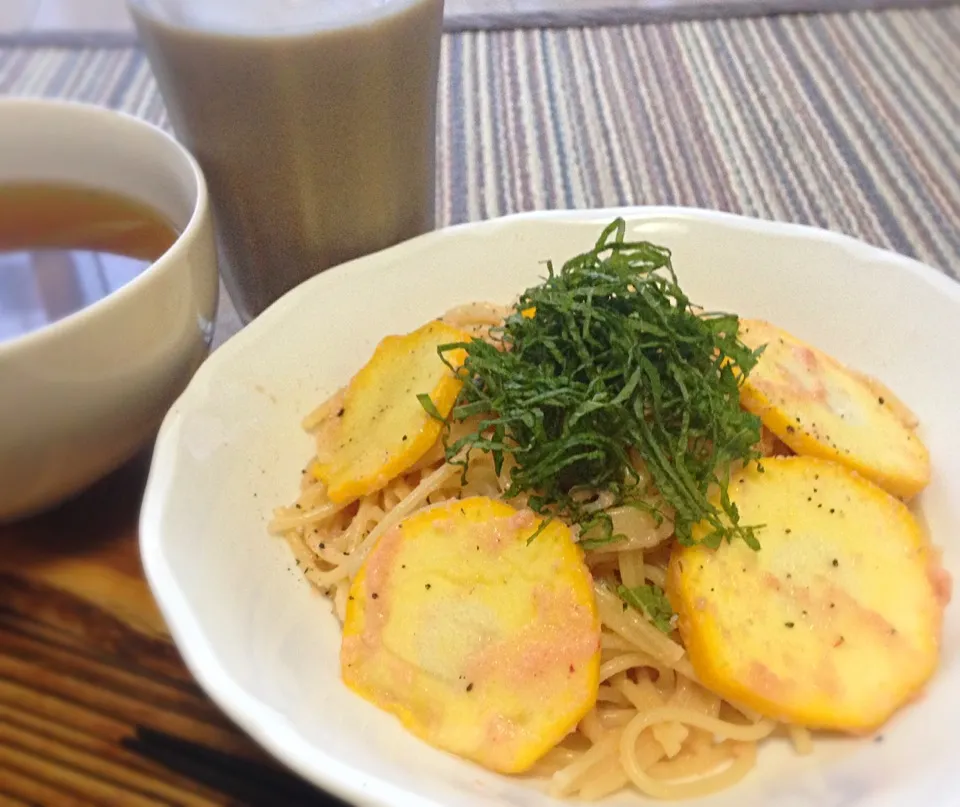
2, 0, 956, 44
444, 0, 959, 30
0, 7, 957, 281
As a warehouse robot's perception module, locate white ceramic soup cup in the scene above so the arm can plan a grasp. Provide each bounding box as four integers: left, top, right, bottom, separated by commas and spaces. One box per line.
0, 98, 218, 521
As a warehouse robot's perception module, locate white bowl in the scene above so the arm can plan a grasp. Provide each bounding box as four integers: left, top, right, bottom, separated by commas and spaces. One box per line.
140, 209, 960, 807
0, 99, 218, 521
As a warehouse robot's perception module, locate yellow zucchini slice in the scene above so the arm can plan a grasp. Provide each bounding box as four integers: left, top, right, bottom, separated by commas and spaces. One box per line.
668, 456, 947, 733
314, 321, 470, 503
738, 320, 929, 500
341, 497, 601, 773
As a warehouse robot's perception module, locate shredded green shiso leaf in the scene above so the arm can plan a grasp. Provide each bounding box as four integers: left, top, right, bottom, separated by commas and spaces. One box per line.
428, 217, 765, 553
617, 584, 676, 634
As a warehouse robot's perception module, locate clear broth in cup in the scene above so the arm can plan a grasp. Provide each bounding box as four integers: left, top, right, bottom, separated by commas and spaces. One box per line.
0, 183, 178, 343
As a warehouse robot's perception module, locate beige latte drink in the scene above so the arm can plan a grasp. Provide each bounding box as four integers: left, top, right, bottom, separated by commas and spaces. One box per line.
129, 0, 444, 321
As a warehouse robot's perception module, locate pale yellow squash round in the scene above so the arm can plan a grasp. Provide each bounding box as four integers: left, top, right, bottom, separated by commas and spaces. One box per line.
341, 496, 601, 773
314, 320, 470, 503
738, 320, 929, 500
668, 456, 948, 733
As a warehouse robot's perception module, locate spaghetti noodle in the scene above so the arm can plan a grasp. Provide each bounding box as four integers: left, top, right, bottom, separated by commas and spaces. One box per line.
269, 304, 812, 801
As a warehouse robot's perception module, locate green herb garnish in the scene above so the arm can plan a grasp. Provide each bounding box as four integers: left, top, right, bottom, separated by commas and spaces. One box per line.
431, 218, 764, 549
416, 393, 444, 421
617, 584, 675, 634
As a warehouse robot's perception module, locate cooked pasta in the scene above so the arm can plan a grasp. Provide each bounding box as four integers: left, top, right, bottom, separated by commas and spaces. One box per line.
268, 304, 810, 801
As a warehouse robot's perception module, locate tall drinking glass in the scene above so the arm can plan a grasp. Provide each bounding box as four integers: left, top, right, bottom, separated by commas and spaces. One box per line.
128, 0, 445, 322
